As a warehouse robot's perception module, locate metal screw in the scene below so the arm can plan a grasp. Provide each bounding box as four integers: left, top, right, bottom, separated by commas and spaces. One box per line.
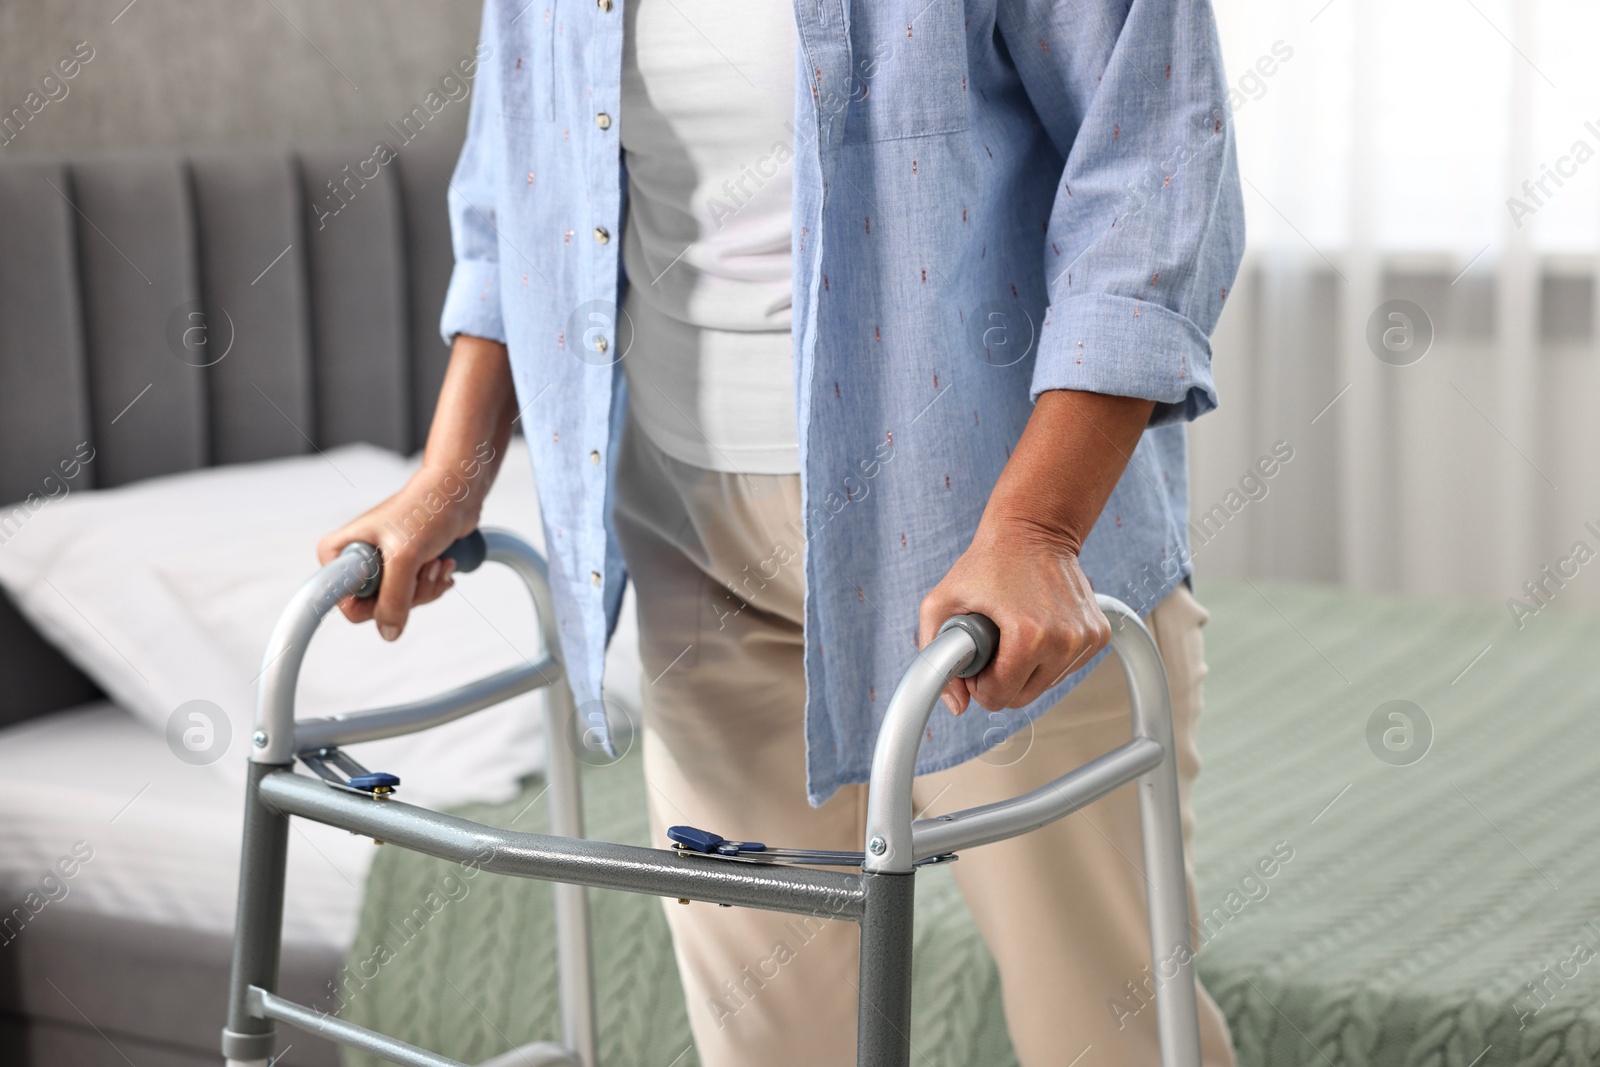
252, 730, 268, 748
868, 836, 886, 856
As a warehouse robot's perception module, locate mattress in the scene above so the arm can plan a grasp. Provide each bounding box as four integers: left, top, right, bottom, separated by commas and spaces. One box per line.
336, 580, 1600, 1067
0, 701, 372, 1067
0, 701, 374, 947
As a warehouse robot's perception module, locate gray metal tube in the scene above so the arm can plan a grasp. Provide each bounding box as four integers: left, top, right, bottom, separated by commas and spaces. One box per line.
855, 872, 916, 1067
861, 629, 978, 874
222, 762, 293, 1063
1106, 600, 1204, 1067
476, 1042, 583, 1067
909, 737, 1164, 860
293, 656, 560, 753
246, 529, 599, 1064
260, 770, 867, 919
249, 986, 470, 1067
860, 595, 1202, 1066
482, 533, 596, 1067
253, 533, 571, 763
548, 681, 594, 1067
252, 545, 376, 764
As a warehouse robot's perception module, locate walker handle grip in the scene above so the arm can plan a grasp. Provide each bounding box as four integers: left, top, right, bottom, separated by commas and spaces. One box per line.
345, 529, 489, 599
936, 613, 1000, 678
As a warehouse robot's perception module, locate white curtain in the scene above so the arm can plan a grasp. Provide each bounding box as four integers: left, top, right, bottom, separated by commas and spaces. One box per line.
1192, 0, 1600, 614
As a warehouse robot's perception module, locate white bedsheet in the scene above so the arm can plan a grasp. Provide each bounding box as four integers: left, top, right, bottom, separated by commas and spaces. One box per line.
0, 438, 648, 955
0, 702, 373, 949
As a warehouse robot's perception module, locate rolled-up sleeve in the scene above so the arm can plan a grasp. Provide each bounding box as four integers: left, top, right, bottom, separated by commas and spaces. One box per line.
439, 3, 507, 346
999, 0, 1245, 424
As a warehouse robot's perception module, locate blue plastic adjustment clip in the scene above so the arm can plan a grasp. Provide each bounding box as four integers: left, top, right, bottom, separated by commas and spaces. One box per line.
667, 825, 765, 855
347, 772, 401, 794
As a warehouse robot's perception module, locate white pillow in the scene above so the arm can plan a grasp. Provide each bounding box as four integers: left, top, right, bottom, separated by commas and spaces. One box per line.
0, 440, 633, 810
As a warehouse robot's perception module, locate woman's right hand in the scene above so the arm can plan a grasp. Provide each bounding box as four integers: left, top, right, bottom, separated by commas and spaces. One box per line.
316, 459, 491, 641
315, 333, 518, 641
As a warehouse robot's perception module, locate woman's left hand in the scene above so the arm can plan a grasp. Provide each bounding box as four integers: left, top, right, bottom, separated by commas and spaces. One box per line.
918, 514, 1110, 714
915, 388, 1156, 715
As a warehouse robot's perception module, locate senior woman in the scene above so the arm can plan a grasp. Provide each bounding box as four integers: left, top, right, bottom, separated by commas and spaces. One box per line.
321, 0, 1245, 1062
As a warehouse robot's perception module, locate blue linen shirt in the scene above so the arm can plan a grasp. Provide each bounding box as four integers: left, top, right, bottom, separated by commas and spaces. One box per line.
440, 0, 1245, 805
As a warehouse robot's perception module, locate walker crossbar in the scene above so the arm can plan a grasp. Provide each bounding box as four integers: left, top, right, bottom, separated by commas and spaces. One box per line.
909, 736, 1165, 860
259, 770, 868, 917
292, 655, 561, 754
223, 528, 1203, 1067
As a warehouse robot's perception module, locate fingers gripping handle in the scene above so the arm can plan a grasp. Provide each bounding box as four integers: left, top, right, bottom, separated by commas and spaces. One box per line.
936, 614, 1000, 679
343, 530, 489, 599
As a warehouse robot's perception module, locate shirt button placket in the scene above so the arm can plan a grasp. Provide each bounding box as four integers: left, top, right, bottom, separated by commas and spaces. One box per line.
587, 0, 620, 612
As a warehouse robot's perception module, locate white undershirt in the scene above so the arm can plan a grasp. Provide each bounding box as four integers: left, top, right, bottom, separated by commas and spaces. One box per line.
619, 0, 799, 474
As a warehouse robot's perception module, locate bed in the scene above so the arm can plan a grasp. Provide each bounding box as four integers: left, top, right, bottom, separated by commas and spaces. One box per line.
0, 134, 587, 1067
0, 702, 367, 1066
4, 139, 1597, 1067
336, 580, 1600, 1067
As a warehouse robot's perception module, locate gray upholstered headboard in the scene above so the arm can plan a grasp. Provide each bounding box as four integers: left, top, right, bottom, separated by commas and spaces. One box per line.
0, 135, 463, 725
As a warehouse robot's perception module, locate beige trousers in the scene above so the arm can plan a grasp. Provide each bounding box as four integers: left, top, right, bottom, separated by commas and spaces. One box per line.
611, 415, 1236, 1067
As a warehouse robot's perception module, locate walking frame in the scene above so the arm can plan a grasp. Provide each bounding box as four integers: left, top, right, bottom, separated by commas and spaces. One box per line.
223, 528, 1203, 1067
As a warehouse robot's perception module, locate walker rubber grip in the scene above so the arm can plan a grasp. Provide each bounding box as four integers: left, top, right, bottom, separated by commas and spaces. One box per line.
939, 613, 1001, 678
438, 529, 488, 574
346, 530, 488, 599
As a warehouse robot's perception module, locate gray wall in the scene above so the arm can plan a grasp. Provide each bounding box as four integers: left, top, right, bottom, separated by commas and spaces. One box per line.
0, 0, 481, 154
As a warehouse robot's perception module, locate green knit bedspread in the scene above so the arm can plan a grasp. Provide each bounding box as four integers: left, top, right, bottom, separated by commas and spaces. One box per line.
339, 581, 1600, 1066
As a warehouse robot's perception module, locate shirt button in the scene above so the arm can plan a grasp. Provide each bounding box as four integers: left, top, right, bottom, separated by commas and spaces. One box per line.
594, 335, 609, 354
589, 450, 601, 465
597, 0, 612, 9
590, 570, 602, 586
595, 112, 612, 130
593, 227, 610, 244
